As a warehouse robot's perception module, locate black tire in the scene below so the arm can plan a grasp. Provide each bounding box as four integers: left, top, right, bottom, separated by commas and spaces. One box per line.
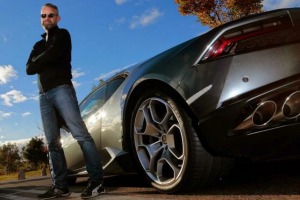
206, 156, 234, 186
129, 89, 215, 193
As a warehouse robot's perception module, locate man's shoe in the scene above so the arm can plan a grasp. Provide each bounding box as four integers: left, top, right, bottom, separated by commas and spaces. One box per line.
81, 181, 105, 199
37, 185, 70, 199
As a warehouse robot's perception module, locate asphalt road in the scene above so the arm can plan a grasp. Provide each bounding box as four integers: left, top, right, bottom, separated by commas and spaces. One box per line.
1, 159, 300, 199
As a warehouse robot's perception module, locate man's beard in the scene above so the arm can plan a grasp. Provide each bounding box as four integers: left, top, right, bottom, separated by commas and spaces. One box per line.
42, 22, 56, 31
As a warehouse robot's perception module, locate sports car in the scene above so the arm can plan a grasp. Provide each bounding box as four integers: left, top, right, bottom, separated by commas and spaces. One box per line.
62, 8, 300, 193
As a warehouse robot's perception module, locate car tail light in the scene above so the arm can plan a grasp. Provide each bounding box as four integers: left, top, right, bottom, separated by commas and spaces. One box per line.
202, 14, 294, 61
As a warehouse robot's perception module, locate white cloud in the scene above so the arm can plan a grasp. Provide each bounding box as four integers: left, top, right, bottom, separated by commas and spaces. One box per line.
0, 138, 30, 150
72, 80, 81, 88
22, 112, 31, 117
0, 136, 46, 151
96, 63, 135, 81
31, 95, 39, 101
109, 17, 127, 31
0, 110, 12, 120
130, 8, 163, 29
0, 90, 28, 107
72, 68, 85, 78
96, 69, 121, 81
69, 67, 83, 88
263, 0, 300, 11
115, 0, 128, 5
0, 65, 17, 85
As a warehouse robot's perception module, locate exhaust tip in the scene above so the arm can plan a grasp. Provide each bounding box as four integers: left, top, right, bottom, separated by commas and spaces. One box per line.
252, 101, 277, 126
282, 91, 300, 119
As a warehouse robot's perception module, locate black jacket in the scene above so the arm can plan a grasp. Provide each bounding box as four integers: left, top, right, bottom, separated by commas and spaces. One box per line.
26, 26, 73, 93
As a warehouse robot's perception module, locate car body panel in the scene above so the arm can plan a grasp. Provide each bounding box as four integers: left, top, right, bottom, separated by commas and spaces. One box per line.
62, 7, 300, 191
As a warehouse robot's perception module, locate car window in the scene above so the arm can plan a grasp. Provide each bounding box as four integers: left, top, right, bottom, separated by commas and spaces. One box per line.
105, 77, 125, 100
79, 77, 125, 119
80, 85, 106, 119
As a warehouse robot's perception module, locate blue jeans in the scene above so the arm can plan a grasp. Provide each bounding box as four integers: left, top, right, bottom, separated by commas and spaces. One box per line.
39, 85, 103, 189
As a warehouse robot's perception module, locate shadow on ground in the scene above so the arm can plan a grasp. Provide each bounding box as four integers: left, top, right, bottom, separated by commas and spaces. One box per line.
74, 158, 300, 196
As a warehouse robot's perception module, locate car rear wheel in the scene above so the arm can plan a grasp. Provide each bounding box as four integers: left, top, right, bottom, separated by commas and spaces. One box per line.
130, 89, 222, 193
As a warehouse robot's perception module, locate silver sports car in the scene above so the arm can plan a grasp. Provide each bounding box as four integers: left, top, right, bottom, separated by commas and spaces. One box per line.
62, 8, 300, 193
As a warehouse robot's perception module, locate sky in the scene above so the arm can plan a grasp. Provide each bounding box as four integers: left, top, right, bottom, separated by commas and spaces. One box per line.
0, 0, 300, 148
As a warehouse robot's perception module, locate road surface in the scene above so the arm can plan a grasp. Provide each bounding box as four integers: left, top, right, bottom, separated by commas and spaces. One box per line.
1, 159, 300, 199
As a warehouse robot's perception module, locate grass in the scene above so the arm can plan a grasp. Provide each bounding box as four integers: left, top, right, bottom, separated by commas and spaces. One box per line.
0, 169, 50, 182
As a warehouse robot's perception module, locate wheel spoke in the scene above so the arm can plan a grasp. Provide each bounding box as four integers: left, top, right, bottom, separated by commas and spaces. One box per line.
156, 149, 183, 183
136, 142, 164, 172
133, 96, 187, 185
149, 99, 175, 132
166, 124, 184, 159
134, 100, 162, 137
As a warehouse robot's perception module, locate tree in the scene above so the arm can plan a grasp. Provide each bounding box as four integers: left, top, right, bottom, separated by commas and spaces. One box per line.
174, 0, 263, 28
0, 143, 20, 174
22, 137, 48, 169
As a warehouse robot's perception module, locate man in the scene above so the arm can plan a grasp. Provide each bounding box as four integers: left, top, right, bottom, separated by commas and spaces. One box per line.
26, 3, 104, 199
